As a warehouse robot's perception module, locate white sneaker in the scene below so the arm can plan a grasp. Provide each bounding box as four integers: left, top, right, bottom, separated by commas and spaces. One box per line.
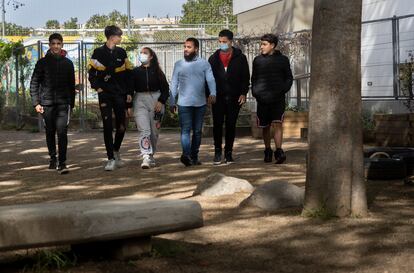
114, 151, 124, 167
104, 159, 117, 171
149, 155, 156, 168
141, 155, 151, 169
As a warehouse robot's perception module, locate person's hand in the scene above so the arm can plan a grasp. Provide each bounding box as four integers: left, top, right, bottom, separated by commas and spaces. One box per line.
155, 121, 161, 130
35, 104, 44, 114
75, 84, 83, 93
170, 105, 177, 113
126, 95, 132, 103
208, 95, 216, 105
127, 108, 133, 118
97, 88, 104, 93
154, 101, 163, 113
238, 95, 246, 105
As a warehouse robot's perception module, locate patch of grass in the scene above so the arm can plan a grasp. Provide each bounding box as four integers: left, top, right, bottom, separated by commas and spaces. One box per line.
22, 249, 77, 273
151, 240, 187, 258
302, 205, 337, 220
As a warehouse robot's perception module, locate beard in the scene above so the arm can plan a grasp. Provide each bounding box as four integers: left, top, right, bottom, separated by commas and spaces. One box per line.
184, 52, 197, 61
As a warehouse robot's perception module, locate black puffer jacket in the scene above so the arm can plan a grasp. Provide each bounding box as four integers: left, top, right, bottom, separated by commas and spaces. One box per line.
130, 65, 170, 104
30, 50, 76, 107
251, 50, 293, 104
88, 44, 133, 96
208, 47, 250, 99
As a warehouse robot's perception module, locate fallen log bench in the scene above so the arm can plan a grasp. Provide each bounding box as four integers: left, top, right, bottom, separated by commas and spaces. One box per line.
0, 197, 203, 260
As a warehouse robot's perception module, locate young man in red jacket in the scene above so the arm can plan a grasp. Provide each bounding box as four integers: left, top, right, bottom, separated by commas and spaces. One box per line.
208, 29, 250, 165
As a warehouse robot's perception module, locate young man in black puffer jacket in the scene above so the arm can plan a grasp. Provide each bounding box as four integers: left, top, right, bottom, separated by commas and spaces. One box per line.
208, 29, 250, 165
252, 34, 293, 164
88, 25, 133, 171
30, 33, 76, 174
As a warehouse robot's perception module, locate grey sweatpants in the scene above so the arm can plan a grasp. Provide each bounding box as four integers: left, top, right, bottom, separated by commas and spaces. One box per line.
133, 91, 163, 156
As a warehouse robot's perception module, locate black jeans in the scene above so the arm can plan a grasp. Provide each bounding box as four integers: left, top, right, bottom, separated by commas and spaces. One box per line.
212, 97, 241, 153
42, 104, 70, 164
98, 92, 126, 160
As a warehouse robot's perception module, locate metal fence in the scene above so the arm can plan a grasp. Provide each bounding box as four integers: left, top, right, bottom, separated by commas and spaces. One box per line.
361, 14, 414, 100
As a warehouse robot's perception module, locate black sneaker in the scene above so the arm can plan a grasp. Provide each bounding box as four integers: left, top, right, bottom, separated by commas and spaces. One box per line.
225, 151, 234, 164
49, 158, 57, 170
404, 179, 414, 187
192, 160, 202, 166
180, 155, 193, 167
275, 148, 287, 164
57, 163, 69, 174
264, 148, 273, 163
213, 149, 222, 165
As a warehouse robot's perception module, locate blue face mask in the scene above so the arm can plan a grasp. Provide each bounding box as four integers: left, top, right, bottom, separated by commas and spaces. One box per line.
219, 43, 230, 52
139, 53, 149, 64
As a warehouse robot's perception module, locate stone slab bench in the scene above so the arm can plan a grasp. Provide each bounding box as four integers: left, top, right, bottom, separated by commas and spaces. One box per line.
0, 197, 203, 259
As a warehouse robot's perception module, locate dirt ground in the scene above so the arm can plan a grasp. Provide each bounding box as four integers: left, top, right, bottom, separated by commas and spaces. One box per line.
0, 130, 413, 273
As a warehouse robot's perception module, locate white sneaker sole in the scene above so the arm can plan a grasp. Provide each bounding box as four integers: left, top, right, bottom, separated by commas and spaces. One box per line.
104, 165, 116, 171
115, 161, 124, 168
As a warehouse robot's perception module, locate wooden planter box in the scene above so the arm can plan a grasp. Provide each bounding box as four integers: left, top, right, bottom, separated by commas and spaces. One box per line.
363, 130, 375, 144
251, 111, 309, 139
373, 113, 412, 147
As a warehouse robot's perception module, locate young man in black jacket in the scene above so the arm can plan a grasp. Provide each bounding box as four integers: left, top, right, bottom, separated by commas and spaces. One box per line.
30, 33, 76, 174
88, 25, 133, 171
208, 29, 250, 165
252, 34, 293, 164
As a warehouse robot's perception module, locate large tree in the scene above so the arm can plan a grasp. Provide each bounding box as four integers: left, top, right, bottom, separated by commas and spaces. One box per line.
180, 0, 236, 34
85, 10, 129, 29
45, 20, 60, 29
4, 22, 32, 35
303, 0, 368, 217
63, 17, 78, 29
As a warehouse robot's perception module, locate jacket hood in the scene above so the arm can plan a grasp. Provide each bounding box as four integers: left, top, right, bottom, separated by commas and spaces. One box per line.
46, 49, 67, 58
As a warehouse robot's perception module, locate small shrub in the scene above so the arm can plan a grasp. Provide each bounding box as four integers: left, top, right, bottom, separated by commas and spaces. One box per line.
22, 249, 77, 273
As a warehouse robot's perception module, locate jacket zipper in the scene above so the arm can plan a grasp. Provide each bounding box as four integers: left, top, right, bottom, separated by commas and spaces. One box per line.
55, 57, 59, 104
146, 67, 150, 91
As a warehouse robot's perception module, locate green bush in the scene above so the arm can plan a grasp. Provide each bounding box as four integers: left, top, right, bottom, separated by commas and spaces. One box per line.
71, 107, 99, 120
0, 91, 5, 121
25, 93, 37, 117
285, 104, 306, 112
362, 110, 375, 131
161, 101, 179, 128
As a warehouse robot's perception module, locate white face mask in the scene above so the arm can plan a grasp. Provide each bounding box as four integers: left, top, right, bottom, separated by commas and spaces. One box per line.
139, 53, 149, 64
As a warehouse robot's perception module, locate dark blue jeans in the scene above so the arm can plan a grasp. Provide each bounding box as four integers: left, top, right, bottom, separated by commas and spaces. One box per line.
178, 105, 207, 161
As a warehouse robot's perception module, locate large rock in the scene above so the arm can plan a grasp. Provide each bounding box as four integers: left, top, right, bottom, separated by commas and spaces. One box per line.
193, 173, 254, 197
240, 181, 304, 211
0, 197, 203, 252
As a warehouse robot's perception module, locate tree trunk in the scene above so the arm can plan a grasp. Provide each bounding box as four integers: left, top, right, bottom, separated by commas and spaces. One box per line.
303, 0, 368, 217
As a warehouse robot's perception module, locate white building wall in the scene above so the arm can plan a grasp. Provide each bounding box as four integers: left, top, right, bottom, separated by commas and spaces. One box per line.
362, 0, 414, 99
233, 0, 283, 15
362, 0, 414, 21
